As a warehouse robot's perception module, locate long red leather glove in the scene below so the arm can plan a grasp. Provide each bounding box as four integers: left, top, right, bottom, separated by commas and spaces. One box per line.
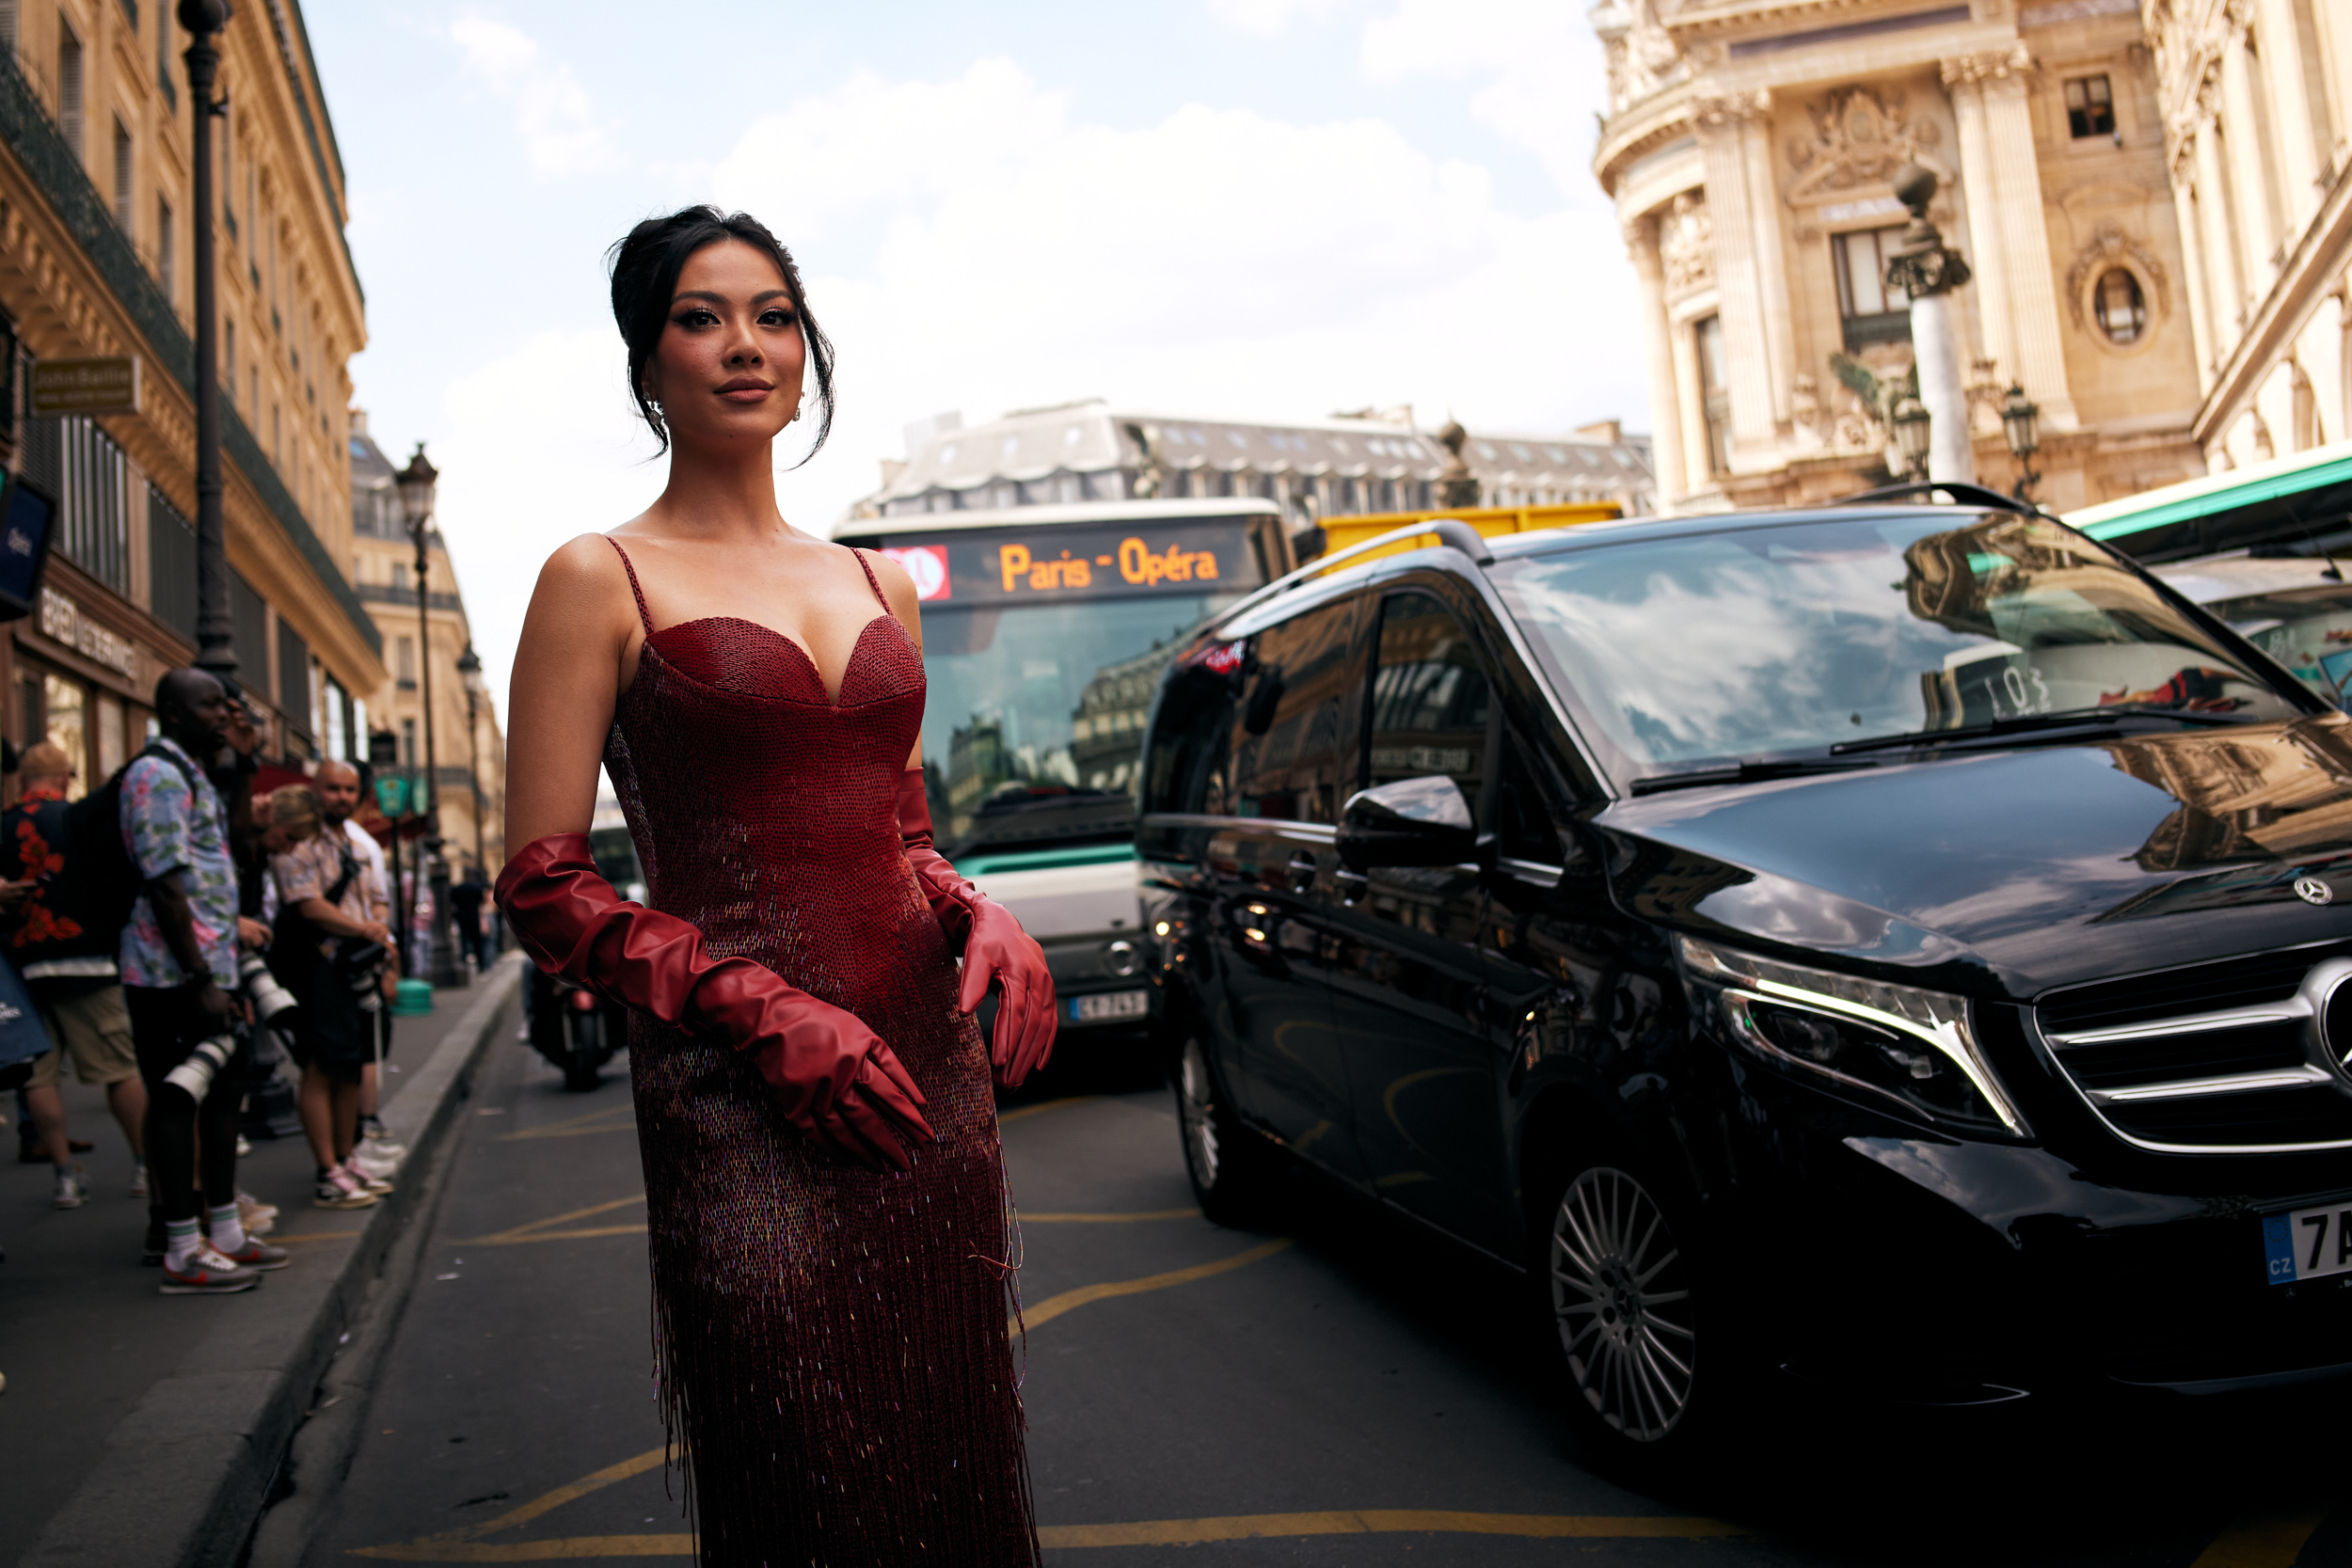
896, 770, 1057, 1086
495, 832, 933, 1171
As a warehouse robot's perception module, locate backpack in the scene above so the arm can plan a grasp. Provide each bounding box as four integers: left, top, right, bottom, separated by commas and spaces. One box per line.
57, 742, 206, 955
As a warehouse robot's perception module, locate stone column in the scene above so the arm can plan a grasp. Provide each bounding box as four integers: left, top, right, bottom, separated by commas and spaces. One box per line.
1693, 90, 1778, 459
2193, 122, 2245, 335
1625, 214, 1690, 510
1963, 47, 2077, 428
1914, 292, 1976, 484
1944, 62, 2015, 382
1669, 309, 1712, 493
1737, 99, 1796, 424
2168, 141, 2217, 391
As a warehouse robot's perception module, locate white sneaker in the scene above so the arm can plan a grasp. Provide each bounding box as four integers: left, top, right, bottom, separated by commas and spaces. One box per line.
342, 1157, 394, 1195
353, 1137, 404, 1177
160, 1245, 260, 1294
234, 1135, 252, 1157
128, 1165, 149, 1200
51, 1165, 87, 1209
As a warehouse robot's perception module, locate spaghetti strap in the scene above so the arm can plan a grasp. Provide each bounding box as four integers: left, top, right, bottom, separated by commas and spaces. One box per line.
847, 547, 893, 614
604, 536, 655, 636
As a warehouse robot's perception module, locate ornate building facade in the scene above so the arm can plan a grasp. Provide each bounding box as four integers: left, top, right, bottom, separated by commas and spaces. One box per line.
0, 0, 383, 791
1595, 0, 2211, 515
2141, 0, 2349, 469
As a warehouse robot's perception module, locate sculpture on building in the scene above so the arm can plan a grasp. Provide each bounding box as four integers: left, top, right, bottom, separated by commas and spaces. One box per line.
1591, 0, 1684, 114
1786, 86, 1948, 205
1436, 419, 1481, 510
1121, 420, 1165, 500
1660, 191, 1714, 295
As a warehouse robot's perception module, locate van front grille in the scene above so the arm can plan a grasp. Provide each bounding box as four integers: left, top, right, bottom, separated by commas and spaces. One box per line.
2035, 953, 2352, 1153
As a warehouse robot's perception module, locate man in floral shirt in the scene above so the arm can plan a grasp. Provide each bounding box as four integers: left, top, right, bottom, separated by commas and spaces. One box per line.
121, 668, 285, 1293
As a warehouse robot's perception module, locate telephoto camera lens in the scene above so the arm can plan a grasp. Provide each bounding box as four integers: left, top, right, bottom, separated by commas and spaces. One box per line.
162, 1035, 237, 1101
241, 953, 300, 1024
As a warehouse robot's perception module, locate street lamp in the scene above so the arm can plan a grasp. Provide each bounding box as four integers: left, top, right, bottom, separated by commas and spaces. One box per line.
1890, 392, 1933, 483
179, 0, 234, 685
2000, 383, 2042, 502
455, 642, 487, 876
1883, 165, 1975, 486
395, 443, 463, 987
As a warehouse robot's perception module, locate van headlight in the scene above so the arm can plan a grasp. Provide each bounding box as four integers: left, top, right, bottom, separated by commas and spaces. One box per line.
1676, 935, 2029, 1140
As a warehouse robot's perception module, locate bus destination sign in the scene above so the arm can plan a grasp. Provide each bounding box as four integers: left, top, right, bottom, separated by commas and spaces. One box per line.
867, 520, 1254, 608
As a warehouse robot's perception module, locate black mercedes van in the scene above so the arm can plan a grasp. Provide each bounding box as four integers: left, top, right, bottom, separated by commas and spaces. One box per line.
1134, 499, 2352, 1466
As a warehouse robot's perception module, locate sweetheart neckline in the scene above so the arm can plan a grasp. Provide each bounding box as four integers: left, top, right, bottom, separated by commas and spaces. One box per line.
638, 612, 910, 708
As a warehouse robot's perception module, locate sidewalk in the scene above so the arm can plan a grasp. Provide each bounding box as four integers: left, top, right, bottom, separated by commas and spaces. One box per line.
0, 958, 523, 1568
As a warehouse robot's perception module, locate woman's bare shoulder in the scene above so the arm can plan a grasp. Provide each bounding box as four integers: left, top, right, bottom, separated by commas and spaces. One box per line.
526, 533, 639, 626
851, 543, 923, 624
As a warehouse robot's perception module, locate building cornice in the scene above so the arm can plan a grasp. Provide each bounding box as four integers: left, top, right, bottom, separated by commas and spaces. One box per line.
1596, 87, 1698, 195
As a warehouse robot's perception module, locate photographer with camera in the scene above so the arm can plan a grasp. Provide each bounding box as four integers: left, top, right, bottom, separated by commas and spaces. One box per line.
266, 784, 393, 1210
121, 670, 286, 1294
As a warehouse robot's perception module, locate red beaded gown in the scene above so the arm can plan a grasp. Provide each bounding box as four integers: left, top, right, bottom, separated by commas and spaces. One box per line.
599, 537, 1037, 1566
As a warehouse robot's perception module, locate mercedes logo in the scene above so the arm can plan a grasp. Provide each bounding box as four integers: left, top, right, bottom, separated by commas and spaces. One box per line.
2295, 875, 2335, 907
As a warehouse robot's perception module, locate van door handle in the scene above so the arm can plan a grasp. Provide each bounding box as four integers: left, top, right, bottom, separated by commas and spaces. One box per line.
1287, 852, 1318, 894
1333, 868, 1369, 906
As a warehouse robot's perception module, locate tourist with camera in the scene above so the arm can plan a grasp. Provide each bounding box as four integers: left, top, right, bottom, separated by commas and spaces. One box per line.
121, 670, 286, 1294
266, 784, 393, 1211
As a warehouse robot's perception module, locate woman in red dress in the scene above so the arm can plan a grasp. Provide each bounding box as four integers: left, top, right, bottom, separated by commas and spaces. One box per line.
496, 206, 1054, 1565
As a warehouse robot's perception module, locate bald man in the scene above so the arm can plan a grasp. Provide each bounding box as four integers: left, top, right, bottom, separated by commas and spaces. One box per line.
121, 669, 281, 1291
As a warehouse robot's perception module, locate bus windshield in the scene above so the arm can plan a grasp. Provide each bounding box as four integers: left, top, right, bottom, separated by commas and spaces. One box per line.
846, 515, 1267, 854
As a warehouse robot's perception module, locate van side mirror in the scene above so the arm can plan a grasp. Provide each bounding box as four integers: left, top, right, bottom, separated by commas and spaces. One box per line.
1338, 775, 1479, 869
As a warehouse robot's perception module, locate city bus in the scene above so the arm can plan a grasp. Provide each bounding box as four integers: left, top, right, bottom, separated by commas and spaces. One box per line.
834, 499, 1295, 1040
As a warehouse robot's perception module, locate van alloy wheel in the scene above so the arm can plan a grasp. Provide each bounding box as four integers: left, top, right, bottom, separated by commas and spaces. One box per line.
1178, 1039, 1222, 1190
1549, 1165, 1696, 1443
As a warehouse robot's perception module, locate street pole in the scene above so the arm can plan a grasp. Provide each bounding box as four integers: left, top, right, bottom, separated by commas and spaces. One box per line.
456, 645, 486, 874
1885, 165, 1976, 488
179, 0, 234, 684
396, 445, 463, 987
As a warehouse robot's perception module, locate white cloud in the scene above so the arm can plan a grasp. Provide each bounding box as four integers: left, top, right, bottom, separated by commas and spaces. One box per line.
449, 17, 612, 175
1205, 0, 1355, 32
1360, 0, 1610, 199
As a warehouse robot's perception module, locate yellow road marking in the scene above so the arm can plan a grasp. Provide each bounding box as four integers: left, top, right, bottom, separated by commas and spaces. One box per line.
351, 1447, 672, 1560
1020, 1238, 1291, 1331
998, 1095, 1094, 1125
2192, 1500, 2336, 1567
269, 1229, 367, 1243
461, 1195, 645, 1247
1036, 1511, 1751, 1547
1022, 1209, 1197, 1223
351, 1510, 1749, 1560
500, 1103, 636, 1141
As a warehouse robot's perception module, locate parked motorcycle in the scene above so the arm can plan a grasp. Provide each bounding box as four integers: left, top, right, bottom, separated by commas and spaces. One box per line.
526, 966, 626, 1092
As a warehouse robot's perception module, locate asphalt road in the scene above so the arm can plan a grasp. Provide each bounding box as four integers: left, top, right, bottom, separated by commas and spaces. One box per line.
294, 1028, 2350, 1566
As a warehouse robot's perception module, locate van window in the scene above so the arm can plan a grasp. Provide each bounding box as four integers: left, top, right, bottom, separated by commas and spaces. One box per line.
1366, 593, 1492, 824
1140, 596, 1364, 823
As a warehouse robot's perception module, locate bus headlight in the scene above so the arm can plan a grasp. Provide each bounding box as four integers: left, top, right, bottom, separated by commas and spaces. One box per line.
1676, 934, 2029, 1140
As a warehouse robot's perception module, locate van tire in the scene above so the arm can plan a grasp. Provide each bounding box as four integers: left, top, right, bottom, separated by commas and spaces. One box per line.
1174, 1036, 1270, 1227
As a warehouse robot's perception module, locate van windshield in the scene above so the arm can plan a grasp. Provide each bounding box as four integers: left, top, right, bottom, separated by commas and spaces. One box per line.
1494, 513, 2311, 784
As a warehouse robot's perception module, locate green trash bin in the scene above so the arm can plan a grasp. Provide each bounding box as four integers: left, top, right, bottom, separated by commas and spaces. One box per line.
391, 978, 435, 1017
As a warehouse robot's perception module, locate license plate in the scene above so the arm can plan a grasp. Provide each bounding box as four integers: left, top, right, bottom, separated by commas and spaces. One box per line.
2264, 1201, 2352, 1284
1067, 990, 1149, 1023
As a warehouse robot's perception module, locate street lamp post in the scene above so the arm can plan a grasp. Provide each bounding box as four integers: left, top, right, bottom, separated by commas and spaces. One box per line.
1883, 165, 1976, 488
455, 643, 487, 875
395, 444, 463, 987
178, 0, 234, 685
2000, 384, 2042, 502
1890, 392, 1934, 483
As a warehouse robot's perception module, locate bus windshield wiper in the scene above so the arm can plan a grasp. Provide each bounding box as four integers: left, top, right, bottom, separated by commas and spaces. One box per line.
1832, 705, 2261, 756
1628, 757, 1880, 796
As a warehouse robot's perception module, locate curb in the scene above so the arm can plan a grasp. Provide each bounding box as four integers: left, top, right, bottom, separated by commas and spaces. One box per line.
18, 958, 525, 1568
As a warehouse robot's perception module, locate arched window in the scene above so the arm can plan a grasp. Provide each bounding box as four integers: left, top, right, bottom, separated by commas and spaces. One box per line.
2093, 268, 2146, 344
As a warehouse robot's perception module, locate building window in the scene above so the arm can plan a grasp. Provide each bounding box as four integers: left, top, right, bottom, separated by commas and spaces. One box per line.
2093, 268, 2146, 343
24, 417, 130, 592
1832, 227, 1912, 349
2064, 75, 2115, 139
224, 319, 235, 403
400, 718, 417, 767
157, 198, 174, 300
396, 635, 415, 687
58, 22, 83, 154
155, 2, 176, 110
112, 119, 132, 230
1694, 314, 1731, 475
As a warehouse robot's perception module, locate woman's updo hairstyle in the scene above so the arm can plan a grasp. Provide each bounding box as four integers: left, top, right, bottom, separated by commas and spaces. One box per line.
607, 206, 835, 462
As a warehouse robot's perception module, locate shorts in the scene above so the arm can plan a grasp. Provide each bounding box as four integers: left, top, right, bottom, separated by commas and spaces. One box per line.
296, 964, 374, 1085
27, 984, 140, 1089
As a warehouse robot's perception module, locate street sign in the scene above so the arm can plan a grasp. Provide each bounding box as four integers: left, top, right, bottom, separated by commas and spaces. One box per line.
28, 356, 140, 417
367, 729, 399, 767
374, 775, 410, 818
0, 472, 56, 623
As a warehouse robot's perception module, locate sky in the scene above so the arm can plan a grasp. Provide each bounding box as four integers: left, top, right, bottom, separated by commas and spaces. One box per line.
302, 0, 1644, 713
